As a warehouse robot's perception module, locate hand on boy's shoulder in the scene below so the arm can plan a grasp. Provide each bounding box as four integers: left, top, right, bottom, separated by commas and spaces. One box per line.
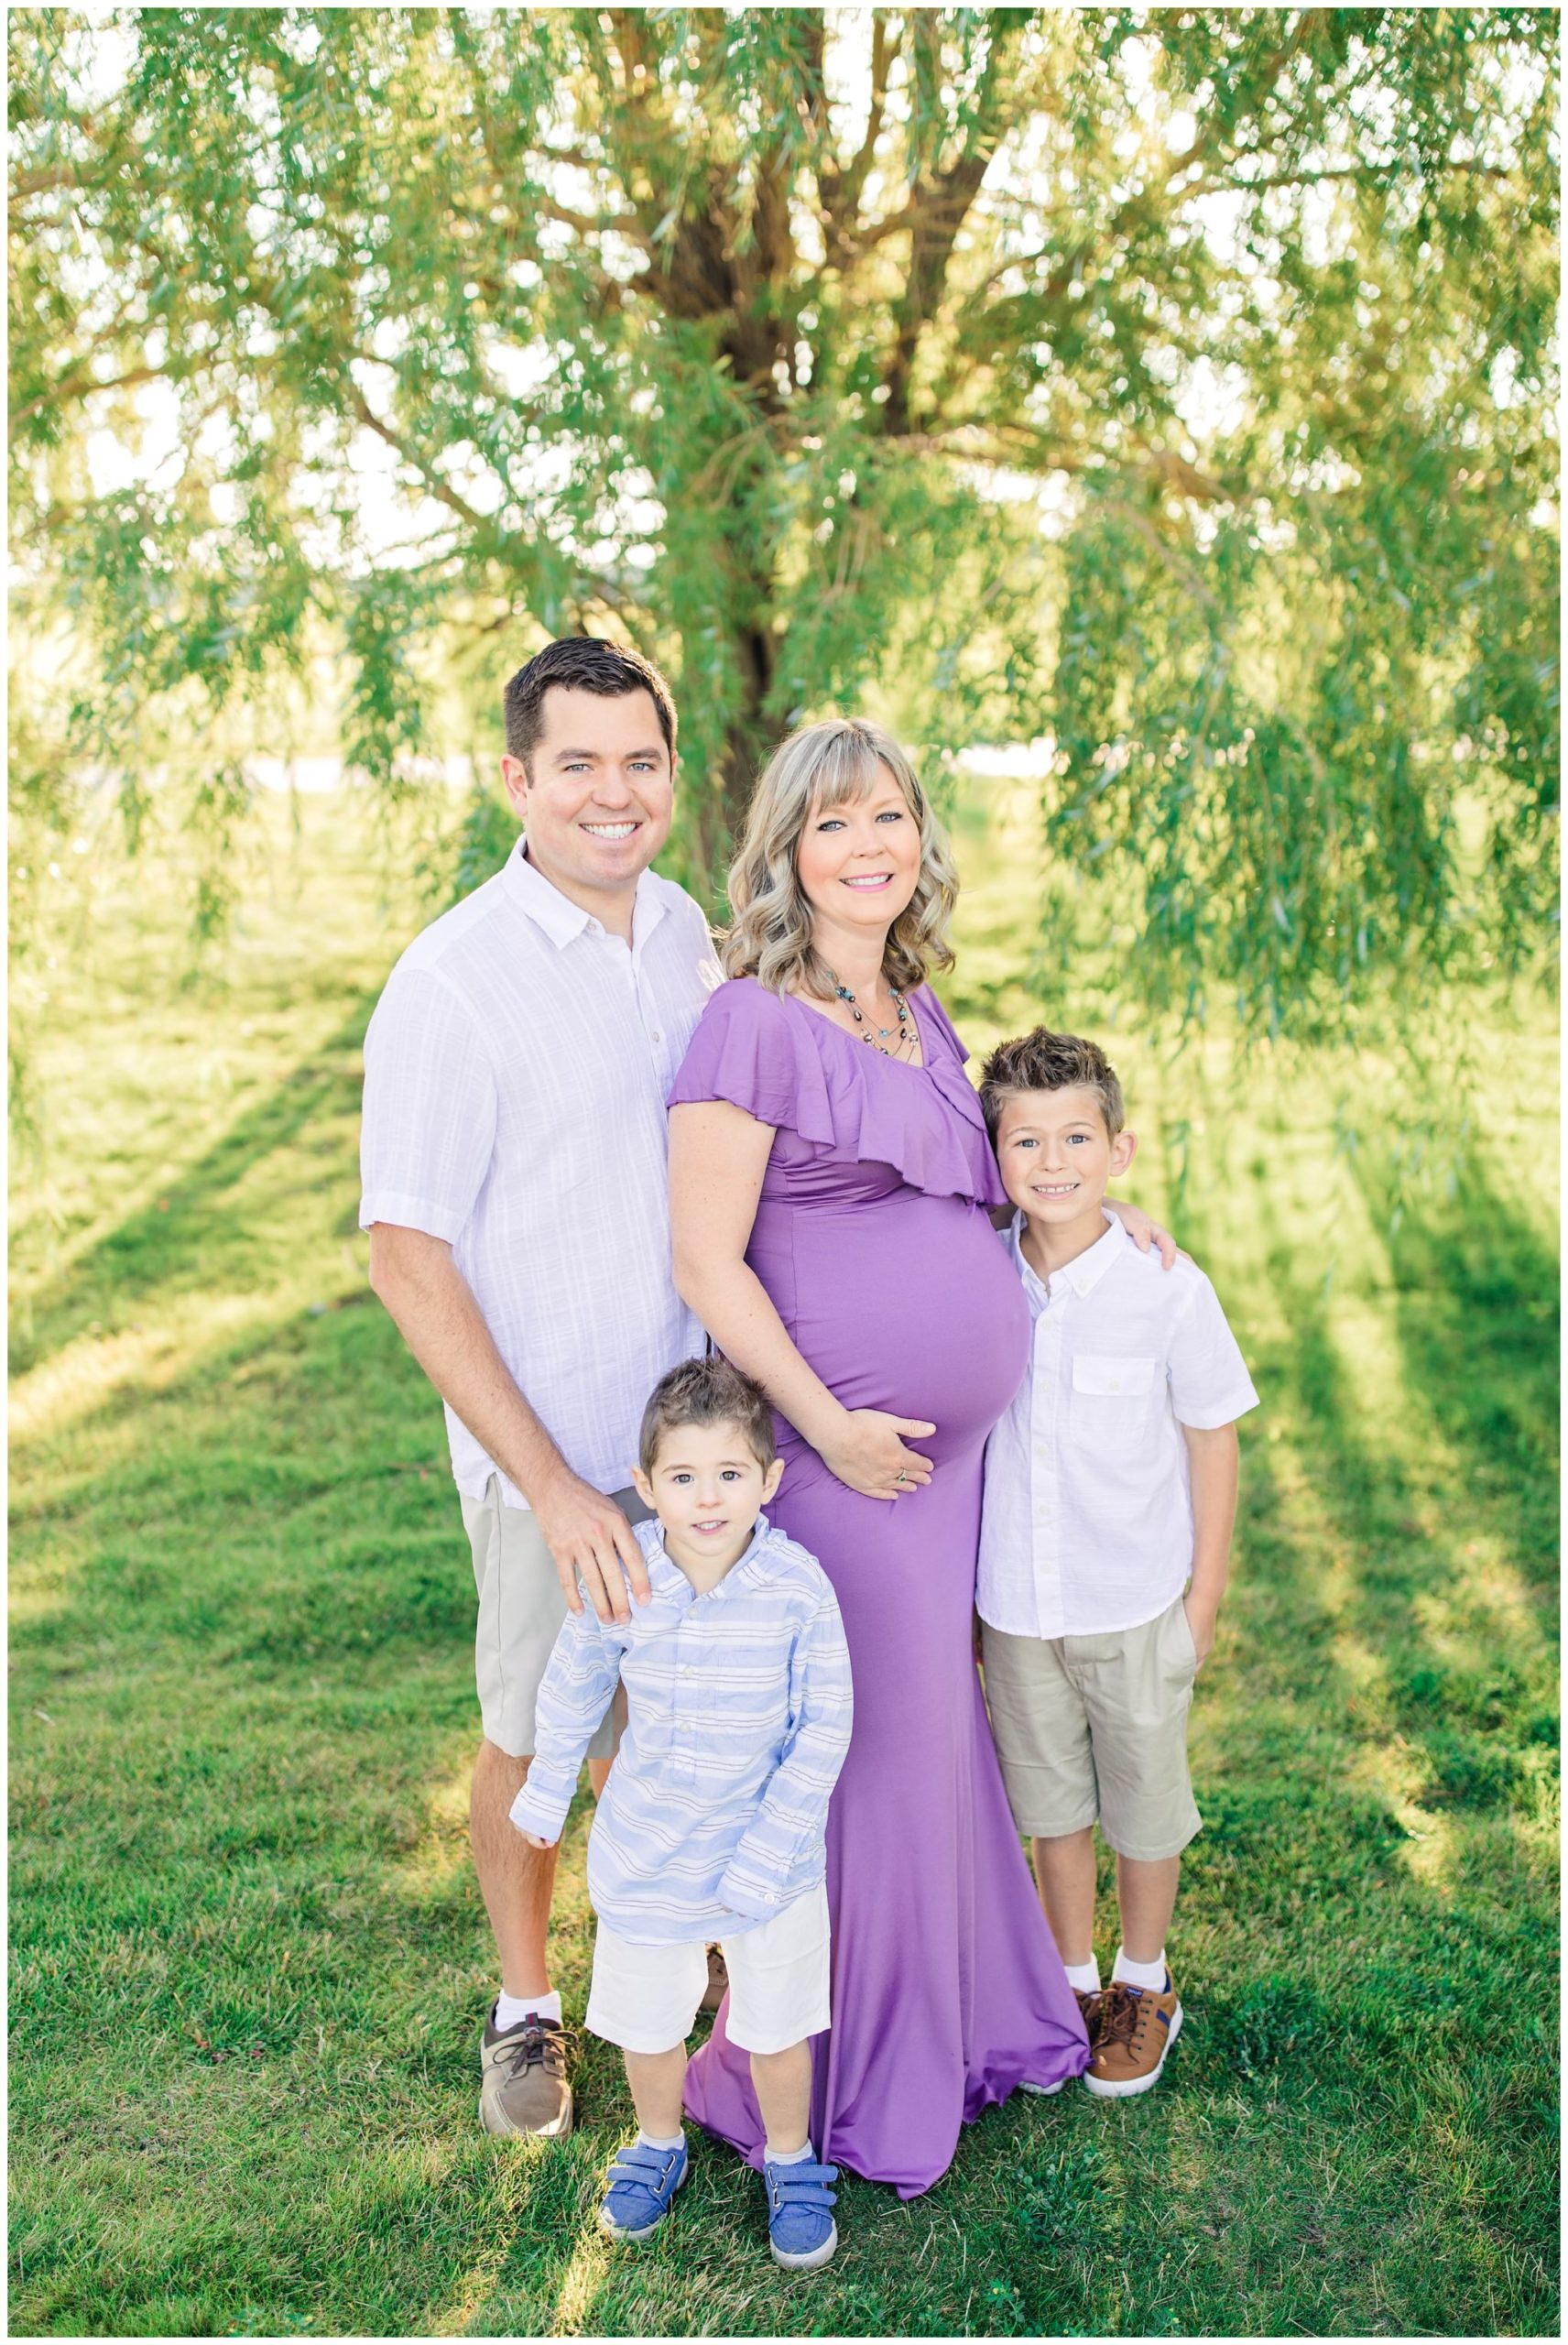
1124, 1234, 1210, 1292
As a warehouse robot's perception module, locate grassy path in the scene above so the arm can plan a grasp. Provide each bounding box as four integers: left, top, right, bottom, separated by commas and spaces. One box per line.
10, 798, 1558, 2337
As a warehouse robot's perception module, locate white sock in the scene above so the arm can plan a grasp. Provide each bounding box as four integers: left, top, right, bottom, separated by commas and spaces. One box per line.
1112, 1947, 1168, 1992
765, 2139, 812, 2165
637, 2128, 686, 2154
1064, 1958, 1102, 1995
495, 1988, 561, 2031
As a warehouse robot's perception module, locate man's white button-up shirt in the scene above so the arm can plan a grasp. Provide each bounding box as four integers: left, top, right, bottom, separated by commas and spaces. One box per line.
978, 1210, 1259, 1639
359, 836, 721, 1507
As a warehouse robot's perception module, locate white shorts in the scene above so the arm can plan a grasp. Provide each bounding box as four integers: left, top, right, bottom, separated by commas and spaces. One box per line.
586, 1883, 832, 2057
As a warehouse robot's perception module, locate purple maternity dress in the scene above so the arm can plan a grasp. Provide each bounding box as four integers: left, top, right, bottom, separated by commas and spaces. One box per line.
669, 977, 1089, 2198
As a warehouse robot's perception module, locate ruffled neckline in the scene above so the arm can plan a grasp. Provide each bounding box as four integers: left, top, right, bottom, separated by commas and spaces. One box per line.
782, 987, 934, 1076
772, 984, 1007, 1207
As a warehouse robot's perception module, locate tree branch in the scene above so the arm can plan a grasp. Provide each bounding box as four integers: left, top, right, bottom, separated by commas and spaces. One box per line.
814, 12, 893, 264
1203, 158, 1511, 196
10, 362, 165, 431
880, 10, 1031, 436
531, 189, 651, 245
1105, 498, 1222, 614
10, 161, 90, 202
844, 12, 893, 220
341, 378, 491, 534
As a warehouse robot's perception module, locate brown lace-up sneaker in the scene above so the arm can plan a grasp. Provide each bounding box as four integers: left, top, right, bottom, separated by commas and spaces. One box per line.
1083, 1972, 1182, 2098
700, 1946, 729, 2015
479, 2003, 573, 2137
1074, 1988, 1104, 2047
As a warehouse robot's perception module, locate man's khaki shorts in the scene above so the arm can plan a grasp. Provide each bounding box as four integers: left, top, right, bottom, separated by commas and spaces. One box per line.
460, 1477, 651, 1760
981, 1595, 1203, 1861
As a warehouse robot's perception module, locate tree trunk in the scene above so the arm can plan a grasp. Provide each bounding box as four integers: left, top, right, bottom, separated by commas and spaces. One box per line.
691, 616, 774, 904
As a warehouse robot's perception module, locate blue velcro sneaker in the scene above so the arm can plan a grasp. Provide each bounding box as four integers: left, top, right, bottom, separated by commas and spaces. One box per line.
598, 2139, 690, 2242
763, 2156, 840, 2271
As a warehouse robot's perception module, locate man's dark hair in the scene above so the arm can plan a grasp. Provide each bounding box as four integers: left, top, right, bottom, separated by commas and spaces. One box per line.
503, 637, 678, 769
978, 1027, 1127, 1141
638, 1355, 777, 1476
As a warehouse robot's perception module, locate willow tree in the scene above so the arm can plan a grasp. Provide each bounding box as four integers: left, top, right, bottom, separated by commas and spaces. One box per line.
9, 6, 1559, 1033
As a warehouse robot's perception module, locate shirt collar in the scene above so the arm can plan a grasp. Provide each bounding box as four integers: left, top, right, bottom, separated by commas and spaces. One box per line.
1009, 1205, 1126, 1301
503, 838, 669, 954
643, 1511, 776, 1603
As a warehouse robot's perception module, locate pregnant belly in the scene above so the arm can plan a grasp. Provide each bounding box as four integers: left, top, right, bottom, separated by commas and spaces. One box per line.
761, 1190, 1030, 1462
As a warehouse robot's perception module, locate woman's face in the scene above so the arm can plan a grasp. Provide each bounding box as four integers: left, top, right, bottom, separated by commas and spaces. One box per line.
794, 762, 923, 956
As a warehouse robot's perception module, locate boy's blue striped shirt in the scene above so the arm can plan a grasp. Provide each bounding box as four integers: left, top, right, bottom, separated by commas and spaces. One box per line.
509, 1513, 854, 1945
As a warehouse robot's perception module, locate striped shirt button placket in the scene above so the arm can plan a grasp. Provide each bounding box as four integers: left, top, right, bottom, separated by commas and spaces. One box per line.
508, 1515, 854, 1944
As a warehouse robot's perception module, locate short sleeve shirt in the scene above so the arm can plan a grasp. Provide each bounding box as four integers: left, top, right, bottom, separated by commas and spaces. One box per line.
359, 838, 722, 1505
977, 1211, 1260, 1637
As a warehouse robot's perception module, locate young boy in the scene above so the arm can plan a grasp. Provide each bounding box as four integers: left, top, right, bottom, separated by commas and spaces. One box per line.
976, 1029, 1258, 2098
510, 1355, 853, 2268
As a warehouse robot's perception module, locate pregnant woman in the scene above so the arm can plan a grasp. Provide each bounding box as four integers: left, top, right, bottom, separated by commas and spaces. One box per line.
669, 719, 1160, 2197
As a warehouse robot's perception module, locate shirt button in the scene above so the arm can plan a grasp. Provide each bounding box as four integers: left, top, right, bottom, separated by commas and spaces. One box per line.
652, 1028, 663, 1042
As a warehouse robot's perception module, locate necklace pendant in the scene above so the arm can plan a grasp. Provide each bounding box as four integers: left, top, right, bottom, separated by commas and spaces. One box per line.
832, 974, 910, 1058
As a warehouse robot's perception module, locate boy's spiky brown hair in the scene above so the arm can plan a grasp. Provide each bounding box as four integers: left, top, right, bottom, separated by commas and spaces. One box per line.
978, 1027, 1126, 1141
637, 1355, 777, 1476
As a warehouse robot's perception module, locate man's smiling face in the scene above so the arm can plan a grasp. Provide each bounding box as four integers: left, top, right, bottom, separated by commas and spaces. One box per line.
501, 683, 675, 908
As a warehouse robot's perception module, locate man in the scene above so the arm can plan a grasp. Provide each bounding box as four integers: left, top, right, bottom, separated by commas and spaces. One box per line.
360, 637, 721, 2138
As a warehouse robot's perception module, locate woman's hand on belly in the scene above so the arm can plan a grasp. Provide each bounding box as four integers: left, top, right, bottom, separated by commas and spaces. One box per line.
812, 1403, 937, 1500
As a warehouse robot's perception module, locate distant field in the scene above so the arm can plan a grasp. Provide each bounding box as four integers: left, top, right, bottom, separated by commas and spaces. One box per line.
9, 789, 1559, 2338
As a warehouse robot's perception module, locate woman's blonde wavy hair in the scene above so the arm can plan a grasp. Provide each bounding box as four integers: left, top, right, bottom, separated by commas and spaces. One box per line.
722, 718, 959, 998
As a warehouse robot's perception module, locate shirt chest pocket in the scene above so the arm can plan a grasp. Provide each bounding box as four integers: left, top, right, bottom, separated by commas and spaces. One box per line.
695, 1649, 792, 1736
1069, 1354, 1160, 1446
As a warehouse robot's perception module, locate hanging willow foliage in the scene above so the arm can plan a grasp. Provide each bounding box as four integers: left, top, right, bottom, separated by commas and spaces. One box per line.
8, 6, 1559, 1039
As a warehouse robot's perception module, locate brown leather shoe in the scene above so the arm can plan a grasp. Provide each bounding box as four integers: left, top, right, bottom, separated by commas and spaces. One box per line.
699, 1946, 728, 2014
1083, 1972, 1182, 2098
1075, 1987, 1104, 2046
479, 2003, 573, 2137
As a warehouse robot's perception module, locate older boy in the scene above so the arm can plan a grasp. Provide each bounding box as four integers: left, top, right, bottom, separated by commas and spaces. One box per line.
976, 1030, 1258, 2097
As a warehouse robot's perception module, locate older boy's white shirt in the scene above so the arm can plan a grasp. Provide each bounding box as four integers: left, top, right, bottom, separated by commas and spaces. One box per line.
359, 835, 722, 1508
978, 1209, 1259, 1639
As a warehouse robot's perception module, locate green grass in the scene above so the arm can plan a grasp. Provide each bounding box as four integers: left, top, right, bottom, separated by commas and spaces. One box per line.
10, 789, 1560, 2338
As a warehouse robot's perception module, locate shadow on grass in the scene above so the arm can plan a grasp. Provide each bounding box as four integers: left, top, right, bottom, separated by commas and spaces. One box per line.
1175, 1149, 1556, 2110
9, 993, 379, 1381
1365, 1155, 1560, 1575
10, 1296, 465, 1675
9, 1066, 1561, 2335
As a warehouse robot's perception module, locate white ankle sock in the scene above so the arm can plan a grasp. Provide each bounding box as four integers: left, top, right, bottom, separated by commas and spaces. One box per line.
495, 1988, 561, 2031
1064, 1958, 1102, 1995
637, 2128, 685, 2154
765, 2139, 812, 2165
1112, 1947, 1168, 1992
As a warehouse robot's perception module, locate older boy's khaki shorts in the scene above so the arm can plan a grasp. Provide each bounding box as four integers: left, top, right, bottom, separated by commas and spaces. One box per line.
459, 1477, 651, 1760
981, 1596, 1203, 1861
